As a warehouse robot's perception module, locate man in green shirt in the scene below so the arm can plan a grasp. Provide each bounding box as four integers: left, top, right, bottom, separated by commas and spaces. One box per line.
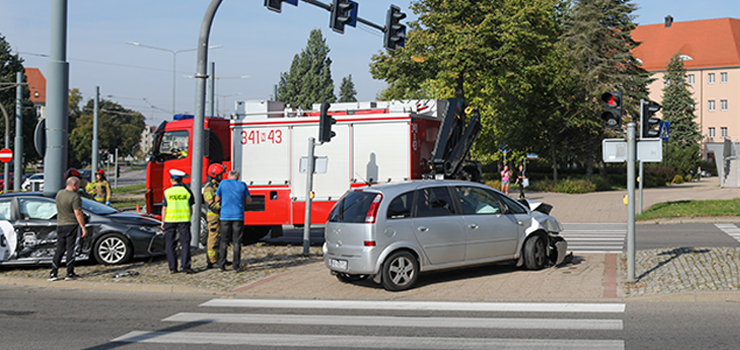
49, 177, 88, 281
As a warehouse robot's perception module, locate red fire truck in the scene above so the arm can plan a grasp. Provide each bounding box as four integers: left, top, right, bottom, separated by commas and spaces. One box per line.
145, 98, 481, 243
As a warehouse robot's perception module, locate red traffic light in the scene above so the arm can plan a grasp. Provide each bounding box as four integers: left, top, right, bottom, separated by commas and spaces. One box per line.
602, 92, 620, 107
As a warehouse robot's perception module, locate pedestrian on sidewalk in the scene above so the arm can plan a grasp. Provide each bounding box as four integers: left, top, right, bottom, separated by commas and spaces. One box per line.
49, 176, 88, 281
203, 163, 226, 269
501, 165, 512, 196
87, 169, 112, 205
514, 164, 527, 199
160, 169, 195, 274
215, 170, 251, 272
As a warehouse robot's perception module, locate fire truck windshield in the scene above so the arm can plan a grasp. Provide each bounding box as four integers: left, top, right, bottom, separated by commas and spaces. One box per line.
155, 130, 190, 161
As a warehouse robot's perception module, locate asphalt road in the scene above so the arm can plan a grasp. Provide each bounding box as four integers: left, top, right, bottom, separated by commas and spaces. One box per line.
1, 285, 738, 350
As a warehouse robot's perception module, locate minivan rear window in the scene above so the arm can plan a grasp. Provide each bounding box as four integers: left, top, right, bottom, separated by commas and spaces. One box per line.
328, 191, 378, 223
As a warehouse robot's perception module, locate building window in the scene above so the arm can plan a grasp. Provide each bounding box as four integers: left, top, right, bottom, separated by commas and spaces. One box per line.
687, 74, 695, 85
721, 100, 728, 111
721, 127, 728, 138
708, 73, 716, 84
708, 100, 716, 111
721, 72, 728, 83
709, 127, 716, 138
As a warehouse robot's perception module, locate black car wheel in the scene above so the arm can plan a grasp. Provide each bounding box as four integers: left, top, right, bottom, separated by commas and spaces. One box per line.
94, 233, 132, 265
381, 251, 418, 291
524, 234, 546, 270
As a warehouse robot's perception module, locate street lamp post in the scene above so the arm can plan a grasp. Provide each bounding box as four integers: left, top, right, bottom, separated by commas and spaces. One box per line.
125, 41, 222, 115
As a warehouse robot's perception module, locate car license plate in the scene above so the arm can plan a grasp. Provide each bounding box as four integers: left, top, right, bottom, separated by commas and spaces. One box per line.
330, 259, 348, 271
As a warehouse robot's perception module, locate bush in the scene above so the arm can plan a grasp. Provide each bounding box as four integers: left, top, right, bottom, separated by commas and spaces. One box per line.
529, 178, 596, 194
485, 179, 502, 191
671, 174, 685, 184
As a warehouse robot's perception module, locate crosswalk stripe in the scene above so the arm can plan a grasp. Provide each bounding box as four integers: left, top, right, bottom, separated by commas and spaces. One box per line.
111, 331, 625, 350
163, 312, 623, 330
560, 223, 626, 253
715, 223, 740, 243
199, 299, 626, 313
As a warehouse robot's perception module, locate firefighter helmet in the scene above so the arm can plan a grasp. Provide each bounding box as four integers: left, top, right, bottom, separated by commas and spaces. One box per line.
95, 169, 105, 176
207, 163, 226, 178
65, 168, 80, 179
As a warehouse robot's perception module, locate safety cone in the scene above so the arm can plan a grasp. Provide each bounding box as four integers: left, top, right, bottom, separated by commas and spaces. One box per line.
136, 204, 141, 212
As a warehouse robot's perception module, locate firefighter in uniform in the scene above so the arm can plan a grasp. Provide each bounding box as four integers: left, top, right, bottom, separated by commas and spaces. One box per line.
87, 169, 112, 205
203, 163, 226, 269
160, 169, 195, 274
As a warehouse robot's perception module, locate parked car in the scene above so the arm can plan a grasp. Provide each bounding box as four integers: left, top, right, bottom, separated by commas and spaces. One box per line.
0, 192, 165, 266
323, 180, 569, 291
21, 173, 44, 191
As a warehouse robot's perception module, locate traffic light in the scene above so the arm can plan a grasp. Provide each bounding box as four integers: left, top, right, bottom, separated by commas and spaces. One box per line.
330, 0, 358, 34
384, 5, 407, 51
318, 102, 336, 143
264, 0, 298, 13
641, 102, 662, 138
601, 91, 622, 129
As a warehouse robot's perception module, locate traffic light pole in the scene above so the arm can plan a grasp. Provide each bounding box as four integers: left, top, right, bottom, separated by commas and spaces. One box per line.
627, 122, 636, 283
638, 99, 644, 214
303, 137, 317, 255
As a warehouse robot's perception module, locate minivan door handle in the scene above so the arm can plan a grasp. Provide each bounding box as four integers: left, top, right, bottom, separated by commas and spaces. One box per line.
417, 226, 429, 232
468, 224, 479, 230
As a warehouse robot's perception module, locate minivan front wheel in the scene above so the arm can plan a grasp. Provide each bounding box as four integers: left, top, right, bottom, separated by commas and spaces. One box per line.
381, 251, 418, 291
524, 234, 546, 270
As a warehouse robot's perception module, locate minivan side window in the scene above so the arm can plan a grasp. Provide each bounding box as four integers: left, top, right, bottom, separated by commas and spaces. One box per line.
413, 187, 457, 217
497, 193, 528, 214
454, 186, 502, 214
387, 191, 414, 219
328, 191, 377, 223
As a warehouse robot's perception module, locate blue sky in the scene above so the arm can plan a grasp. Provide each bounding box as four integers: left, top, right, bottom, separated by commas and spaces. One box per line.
1, 0, 738, 125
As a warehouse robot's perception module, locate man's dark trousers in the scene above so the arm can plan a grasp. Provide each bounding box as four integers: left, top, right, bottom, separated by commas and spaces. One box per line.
52, 225, 80, 275
218, 220, 244, 270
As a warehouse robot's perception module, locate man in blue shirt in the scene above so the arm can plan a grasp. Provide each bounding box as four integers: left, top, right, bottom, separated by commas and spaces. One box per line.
215, 170, 251, 272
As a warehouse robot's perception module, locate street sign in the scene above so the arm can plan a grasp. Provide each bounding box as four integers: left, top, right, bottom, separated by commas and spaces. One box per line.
526, 153, 538, 159
0, 148, 12, 163
659, 121, 670, 141
602, 138, 663, 163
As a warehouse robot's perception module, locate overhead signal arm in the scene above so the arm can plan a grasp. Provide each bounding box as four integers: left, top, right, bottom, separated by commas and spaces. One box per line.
265, 0, 405, 51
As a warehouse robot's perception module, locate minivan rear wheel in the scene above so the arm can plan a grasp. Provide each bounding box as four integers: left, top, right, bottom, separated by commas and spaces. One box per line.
381, 251, 418, 291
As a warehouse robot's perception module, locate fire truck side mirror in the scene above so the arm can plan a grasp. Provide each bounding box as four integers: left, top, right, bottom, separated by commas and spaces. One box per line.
318, 101, 336, 143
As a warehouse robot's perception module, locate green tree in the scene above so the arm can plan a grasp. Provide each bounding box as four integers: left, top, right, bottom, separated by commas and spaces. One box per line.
338, 74, 357, 103
277, 29, 335, 109
0, 34, 41, 165
68, 98, 145, 168
370, 0, 570, 168
563, 0, 651, 178
660, 52, 701, 174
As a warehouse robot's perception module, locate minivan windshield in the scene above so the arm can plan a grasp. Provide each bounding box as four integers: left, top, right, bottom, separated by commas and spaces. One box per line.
328, 191, 377, 223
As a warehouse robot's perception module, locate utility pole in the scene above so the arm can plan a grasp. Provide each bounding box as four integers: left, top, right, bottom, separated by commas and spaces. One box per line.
44, 0, 69, 196
92, 86, 99, 173
14, 72, 23, 190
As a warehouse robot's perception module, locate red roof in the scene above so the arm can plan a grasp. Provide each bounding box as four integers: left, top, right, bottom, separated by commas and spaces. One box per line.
632, 17, 740, 71
24, 68, 46, 104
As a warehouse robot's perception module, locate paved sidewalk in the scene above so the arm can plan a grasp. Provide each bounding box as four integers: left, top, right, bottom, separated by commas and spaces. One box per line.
527, 176, 740, 223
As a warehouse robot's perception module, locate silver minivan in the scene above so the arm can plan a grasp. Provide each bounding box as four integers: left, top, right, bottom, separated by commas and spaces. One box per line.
323, 180, 568, 291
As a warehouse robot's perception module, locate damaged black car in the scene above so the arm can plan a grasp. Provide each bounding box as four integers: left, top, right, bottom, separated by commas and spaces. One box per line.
0, 193, 165, 266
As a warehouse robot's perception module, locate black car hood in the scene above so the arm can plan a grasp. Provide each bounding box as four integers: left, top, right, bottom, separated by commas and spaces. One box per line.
106, 211, 161, 226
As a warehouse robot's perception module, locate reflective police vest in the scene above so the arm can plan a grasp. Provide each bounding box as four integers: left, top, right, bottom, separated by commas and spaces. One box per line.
164, 186, 191, 223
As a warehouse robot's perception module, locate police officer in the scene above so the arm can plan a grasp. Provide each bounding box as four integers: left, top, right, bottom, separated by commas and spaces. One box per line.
203, 163, 225, 269
160, 169, 195, 274
87, 169, 112, 205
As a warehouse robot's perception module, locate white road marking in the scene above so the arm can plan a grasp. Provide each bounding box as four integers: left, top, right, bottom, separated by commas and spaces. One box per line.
199, 299, 626, 313
561, 223, 626, 253
163, 312, 623, 330
715, 223, 740, 243
112, 331, 625, 350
